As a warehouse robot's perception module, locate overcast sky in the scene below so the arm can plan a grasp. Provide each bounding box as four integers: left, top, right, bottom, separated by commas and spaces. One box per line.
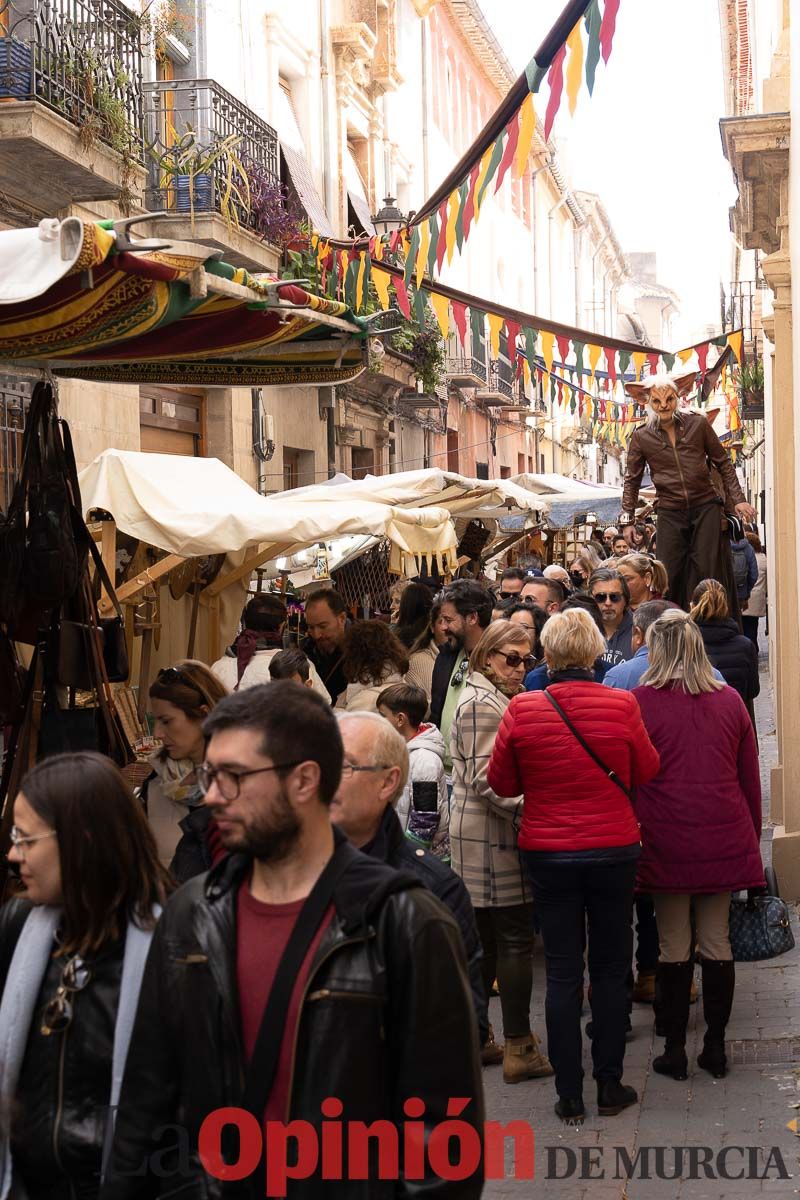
478, 0, 739, 344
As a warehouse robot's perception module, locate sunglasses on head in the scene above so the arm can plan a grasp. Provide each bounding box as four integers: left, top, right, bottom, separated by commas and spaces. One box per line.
495, 650, 536, 671
593, 591, 623, 604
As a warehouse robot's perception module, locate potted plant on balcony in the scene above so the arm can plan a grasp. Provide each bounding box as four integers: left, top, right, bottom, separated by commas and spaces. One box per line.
153, 130, 249, 228
737, 357, 764, 411
392, 312, 446, 394
0, 34, 32, 100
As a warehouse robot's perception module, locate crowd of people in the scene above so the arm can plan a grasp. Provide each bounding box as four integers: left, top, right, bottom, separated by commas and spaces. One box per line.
0, 521, 770, 1197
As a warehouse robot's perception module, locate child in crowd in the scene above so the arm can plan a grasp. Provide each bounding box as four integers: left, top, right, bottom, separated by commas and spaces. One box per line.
377, 683, 450, 860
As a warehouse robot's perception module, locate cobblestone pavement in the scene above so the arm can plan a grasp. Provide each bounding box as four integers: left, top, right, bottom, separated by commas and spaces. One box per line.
482, 650, 800, 1197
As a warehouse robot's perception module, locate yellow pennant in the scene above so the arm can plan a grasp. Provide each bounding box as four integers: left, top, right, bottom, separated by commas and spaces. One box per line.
338, 250, 348, 284
677, 347, 695, 364
540, 330, 555, 377
565, 22, 585, 116
415, 221, 431, 288
430, 290, 451, 339
400, 229, 411, 259
726, 330, 743, 363
374, 237, 385, 262
355, 252, 368, 311
445, 189, 460, 265
487, 312, 505, 360
473, 145, 494, 220
522, 358, 531, 388
632, 351, 647, 381
514, 93, 536, 178
587, 343, 602, 382
372, 266, 392, 311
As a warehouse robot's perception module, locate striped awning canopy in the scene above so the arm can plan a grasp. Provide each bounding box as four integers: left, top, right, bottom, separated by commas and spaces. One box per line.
0, 218, 368, 386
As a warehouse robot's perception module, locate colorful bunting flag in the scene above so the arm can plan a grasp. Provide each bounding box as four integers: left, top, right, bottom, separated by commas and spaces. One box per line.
430, 291, 451, 339
372, 266, 392, 311
600, 0, 621, 64
584, 0, 603, 94
544, 44, 567, 141
487, 312, 505, 359
452, 300, 468, 347
514, 93, 536, 178
564, 22, 585, 115
495, 110, 521, 194
726, 330, 743, 363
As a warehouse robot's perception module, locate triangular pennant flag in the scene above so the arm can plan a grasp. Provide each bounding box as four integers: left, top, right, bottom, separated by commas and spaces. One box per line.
543, 43, 567, 141
427, 212, 439, 276
344, 257, 359, 309
522, 358, 531, 388
436, 201, 448, 272
392, 275, 411, 320
506, 319, 521, 369
646, 352, 660, 377
372, 266, 392, 311
573, 340, 585, 376
455, 180, 469, 251
430, 290, 451, 340
605, 347, 617, 387
726, 330, 744, 363
523, 327, 538, 373
540, 330, 555, 376
452, 300, 468, 347
600, 0, 620, 64
355, 251, 370, 311
677, 347, 694, 364
584, 0, 602, 94
373, 236, 384, 262
514, 92, 536, 178
462, 161, 481, 241
587, 342, 602, 381
412, 285, 427, 327
662, 352, 676, 372
487, 312, 505, 360
618, 349, 631, 378
445, 188, 460, 265
556, 334, 571, 366
526, 54, 547, 94
495, 109, 521, 193
696, 343, 709, 376
404, 225, 421, 285
415, 221, 430, 288
472, 146, 494, 221
469, 307, 485, 358
477, 133, 506, 209
632, 351, 647, 381
564, 20, 585, 115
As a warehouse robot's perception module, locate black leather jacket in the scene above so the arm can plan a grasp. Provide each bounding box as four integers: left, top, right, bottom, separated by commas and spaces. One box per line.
363, 805, 488, 1045
103, 830, 484, 1199
0, 898, 124, 1200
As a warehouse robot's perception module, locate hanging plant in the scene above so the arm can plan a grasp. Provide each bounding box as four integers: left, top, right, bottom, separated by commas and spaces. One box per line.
242, 162, 303, 246
392, 314, 446, 393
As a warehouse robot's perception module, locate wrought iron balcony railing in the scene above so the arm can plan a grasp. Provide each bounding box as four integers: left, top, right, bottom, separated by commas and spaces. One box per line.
489, 358, 523, 400
143, 78, 279, 235
445, 355, 488, 386
0, 0, 144, 160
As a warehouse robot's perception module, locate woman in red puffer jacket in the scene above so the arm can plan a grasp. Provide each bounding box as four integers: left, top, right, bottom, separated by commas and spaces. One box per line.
488, 609, 660, 1126
632, 609, 763, 1086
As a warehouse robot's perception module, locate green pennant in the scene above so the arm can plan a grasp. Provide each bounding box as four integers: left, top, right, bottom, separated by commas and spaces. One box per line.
662, 352, 676, 372
404, 226, 421, 286
525, 55, 547, 94
711, 334, 728, 347
344, 258, 359, 310
584, 0, 602, 94
522, 326, 538, 373
573, 340, 585, 376
618, 349, 632, 378
550, 375, 557, 404
455, 180, 469, 251
470, 307, 485, 357
427, 214, 439, 276
477, 133, 506, 208
570, 394, 577, 415
413, 285, 428, 327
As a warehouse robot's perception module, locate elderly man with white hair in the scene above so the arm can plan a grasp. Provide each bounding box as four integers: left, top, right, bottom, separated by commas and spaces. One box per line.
332, 711, 494, 1062
621, 370, 755, 609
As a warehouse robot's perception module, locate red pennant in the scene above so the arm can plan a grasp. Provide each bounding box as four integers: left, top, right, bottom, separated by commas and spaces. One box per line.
557, 380, 563, 404
556, 334, 571, 365
435, 201, 448, 272
452, 301, 468, 347
600, 401, 607, 419
600, 0, 620, 64
367, 237, 376, 258
578, 396, 584, 417
495, 111, 521, 193
506, 319, 521, 368
696, 343, 709, 376
392, 276, 411, 320
646, 352, 660, 377
462, 162, 480, 241
389, 230, 402, 254
544, 44, 567, 141
605, 347, 616, 387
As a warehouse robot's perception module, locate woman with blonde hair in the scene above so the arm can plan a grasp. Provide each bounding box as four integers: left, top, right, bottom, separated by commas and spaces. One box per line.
689, 578, 759, 718
616, 554, 668, 609
489, 609, 660, 1123
450, 621, 552, 1085
633, 610, 763, 1082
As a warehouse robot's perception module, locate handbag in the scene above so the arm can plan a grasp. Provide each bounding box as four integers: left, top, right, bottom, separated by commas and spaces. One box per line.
544, 689, 632, 800
729, 888, 795, 962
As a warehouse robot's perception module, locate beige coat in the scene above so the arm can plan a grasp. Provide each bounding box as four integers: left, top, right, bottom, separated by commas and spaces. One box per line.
449, 671, 530, 909
405, 641, 439, 700
336, 671, 405, 713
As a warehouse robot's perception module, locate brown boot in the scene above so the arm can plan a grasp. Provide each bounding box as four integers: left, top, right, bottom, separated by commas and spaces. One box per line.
502, 1032, 554, 1084
481, 1024, 504, 1067
632, 971, 656, 1004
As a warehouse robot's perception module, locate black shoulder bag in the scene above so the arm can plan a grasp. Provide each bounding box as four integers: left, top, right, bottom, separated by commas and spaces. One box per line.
544, 689, 632, 801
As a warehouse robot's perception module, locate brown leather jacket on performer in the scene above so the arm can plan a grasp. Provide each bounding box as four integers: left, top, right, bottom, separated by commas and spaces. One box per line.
622, 411, 746, 515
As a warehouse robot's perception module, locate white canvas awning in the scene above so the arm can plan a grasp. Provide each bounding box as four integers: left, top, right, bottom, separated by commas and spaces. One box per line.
78, 450, 459, 573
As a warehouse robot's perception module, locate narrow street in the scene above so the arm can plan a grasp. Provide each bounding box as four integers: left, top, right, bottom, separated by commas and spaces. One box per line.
483, 656, 800, 1197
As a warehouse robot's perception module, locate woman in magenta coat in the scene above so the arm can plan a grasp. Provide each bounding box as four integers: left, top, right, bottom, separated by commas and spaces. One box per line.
633, 610, 763, 1083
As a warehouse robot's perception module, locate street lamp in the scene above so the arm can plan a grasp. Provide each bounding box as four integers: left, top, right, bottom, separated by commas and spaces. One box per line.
372, 197, 406, 237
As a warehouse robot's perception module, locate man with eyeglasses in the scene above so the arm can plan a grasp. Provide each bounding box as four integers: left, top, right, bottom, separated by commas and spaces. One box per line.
105, 682, 483, 1198
589, 568, 635, 662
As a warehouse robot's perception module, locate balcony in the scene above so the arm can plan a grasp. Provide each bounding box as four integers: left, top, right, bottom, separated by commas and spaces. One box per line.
0, 0, 145, 211
142, 78, 281, 272
476, 358, 527, 407
446, 355, 487, 388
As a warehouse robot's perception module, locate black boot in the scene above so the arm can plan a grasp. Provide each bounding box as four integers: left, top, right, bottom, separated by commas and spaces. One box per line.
652, 961, 693, 1081
696, 959, 734, 1078
597, 1079, 637, 1115
555, 1097, 585, 1124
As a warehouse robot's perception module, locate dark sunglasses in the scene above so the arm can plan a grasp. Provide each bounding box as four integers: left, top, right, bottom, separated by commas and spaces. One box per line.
157, 666, 207, 702
41, 955, 92, 1036
495, 650, 536, 671
593, 591, 623, 603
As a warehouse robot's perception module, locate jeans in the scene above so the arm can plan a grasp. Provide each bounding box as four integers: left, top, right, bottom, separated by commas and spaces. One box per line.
474, 903, 534, 1038
522, 854, 637, 1100
741, 615, 759, 649
635, 894, 660, 973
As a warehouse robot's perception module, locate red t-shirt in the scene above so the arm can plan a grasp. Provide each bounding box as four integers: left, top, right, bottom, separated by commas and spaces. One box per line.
236, 881, 333, 1123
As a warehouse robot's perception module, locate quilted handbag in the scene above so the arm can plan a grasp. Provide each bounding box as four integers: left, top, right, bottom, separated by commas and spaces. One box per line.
729, 891, 795, 962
